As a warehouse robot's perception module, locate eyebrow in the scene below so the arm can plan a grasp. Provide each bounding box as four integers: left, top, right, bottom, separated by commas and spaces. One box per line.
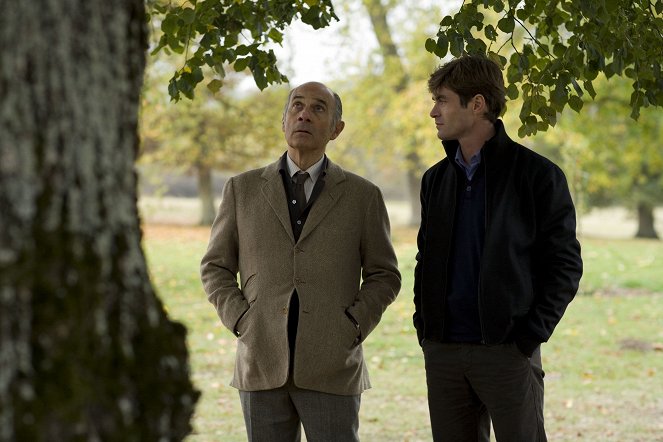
292, 95, 328, 107
433, 93, 448, 101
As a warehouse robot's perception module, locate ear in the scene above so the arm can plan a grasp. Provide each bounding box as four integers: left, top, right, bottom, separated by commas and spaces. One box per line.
329, 120, 345, 140
472, 94, 486, 114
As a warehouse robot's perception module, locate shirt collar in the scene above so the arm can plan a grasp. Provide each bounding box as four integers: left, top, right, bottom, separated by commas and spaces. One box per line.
286, 154, 326, 183
454, 147, 482, 180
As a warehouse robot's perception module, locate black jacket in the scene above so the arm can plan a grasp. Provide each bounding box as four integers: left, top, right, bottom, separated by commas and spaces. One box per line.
413, 120, 583, 356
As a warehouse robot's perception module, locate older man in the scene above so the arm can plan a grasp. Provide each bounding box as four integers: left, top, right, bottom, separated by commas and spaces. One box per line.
201, 81, 401, 442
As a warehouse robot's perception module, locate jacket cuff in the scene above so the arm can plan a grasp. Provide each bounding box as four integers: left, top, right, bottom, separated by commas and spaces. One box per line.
515, 335, 540, 358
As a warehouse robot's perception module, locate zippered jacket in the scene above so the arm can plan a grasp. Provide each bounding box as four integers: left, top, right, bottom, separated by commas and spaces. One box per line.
413, 120, 583, 355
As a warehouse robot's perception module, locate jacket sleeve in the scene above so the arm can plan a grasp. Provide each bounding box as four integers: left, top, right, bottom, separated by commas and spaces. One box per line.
413, 171, 429, 344
517, 163, 583, 355
200, 177, 249, 335
345, 185, 401, 341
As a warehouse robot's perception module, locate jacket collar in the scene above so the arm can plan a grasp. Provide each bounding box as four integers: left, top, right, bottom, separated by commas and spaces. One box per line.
441, 119, 515, 167
261, 153, 347, 243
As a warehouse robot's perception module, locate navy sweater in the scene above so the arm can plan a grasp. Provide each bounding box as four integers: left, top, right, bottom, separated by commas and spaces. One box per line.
445, 165, 485, 342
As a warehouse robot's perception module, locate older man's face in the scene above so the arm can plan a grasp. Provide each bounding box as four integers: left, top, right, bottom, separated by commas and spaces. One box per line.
282, 82, 343, 154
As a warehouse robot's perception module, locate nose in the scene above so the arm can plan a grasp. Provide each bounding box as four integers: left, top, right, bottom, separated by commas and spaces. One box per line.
297, 106, 312, 121
429, 103, 438, 118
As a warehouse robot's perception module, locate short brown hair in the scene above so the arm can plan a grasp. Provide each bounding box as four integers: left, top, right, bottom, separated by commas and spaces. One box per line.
428, 55, 506, 122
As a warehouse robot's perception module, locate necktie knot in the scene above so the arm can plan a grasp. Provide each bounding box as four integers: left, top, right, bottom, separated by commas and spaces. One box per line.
294, 171, 309, 186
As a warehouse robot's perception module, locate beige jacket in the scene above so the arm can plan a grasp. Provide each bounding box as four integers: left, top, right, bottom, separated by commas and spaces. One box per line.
200, 157, 401, 395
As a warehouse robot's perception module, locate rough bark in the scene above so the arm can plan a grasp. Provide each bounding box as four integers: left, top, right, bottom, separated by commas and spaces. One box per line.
363, 0, 424, 226
635, 202, 659, 239
0, 1, 199, 441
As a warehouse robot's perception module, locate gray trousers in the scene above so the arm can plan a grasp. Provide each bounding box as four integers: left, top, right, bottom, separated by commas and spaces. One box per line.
423, 340, 546, 442
239, 378, 361, 442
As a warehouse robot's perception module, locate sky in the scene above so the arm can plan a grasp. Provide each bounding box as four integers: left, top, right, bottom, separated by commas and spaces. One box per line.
240, 1, 463, 91
274, 11, 376, 85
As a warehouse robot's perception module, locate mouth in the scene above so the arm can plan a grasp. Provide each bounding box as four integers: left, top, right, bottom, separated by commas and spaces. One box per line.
294, 129, 312, 135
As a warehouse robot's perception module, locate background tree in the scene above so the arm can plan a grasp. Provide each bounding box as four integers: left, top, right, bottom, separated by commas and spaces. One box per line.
0, 1, 198, 440
328, 0, 445, 225
141, 64, 285, 225
535, 76, 663, 239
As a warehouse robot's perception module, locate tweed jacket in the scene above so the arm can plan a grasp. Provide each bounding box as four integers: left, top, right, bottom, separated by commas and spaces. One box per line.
200, 156, 401, 395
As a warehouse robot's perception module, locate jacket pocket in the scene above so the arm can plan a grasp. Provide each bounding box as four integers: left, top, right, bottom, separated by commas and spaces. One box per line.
343, 309, 361, 348
241, 272, 258, 303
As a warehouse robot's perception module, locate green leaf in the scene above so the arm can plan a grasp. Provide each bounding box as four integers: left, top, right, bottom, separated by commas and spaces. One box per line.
234, 57, 249, 72
425, 38, 436, 54
435, 35, 449, 58
506, 83, 520, 99
440, 15, 454, 27
192, 66, 204, 83
484, 24, 497, 40
161, 14, 179, 35
540, 106, 557, 126
568, 95, 584, 112
252, 68, 268, 90
168, 76, 180, 101
450, 33, 464, 57
207, 79, 223, 93
530, 94, 547, 112
553, 43, 566, 58
497, 15, 515, 33
268, 28, 284, 44
181, 7, 196, 24
466, 38, 487, 55
515, 6, 528, 21
551, 84, 568, 112
584, 80, 597, 99
605, 0, 620, 13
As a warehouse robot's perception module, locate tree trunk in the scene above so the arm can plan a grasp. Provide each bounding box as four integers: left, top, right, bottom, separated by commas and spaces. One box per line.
635, 202, 659, 239
363, 0, 423, 225
0, 2, 198, 441
406, 153, 423, 226
197, 165, 216, 226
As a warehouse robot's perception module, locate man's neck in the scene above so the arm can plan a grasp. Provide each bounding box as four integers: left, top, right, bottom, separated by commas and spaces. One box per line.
287, 148, 325, 171
457, 120, 496, 163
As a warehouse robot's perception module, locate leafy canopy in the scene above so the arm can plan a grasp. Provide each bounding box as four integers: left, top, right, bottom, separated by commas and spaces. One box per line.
149, 0, 337, 100
426, 0, 663, 136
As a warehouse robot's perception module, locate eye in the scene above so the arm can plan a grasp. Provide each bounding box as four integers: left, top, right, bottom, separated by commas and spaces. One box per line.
315, 105, 326, 112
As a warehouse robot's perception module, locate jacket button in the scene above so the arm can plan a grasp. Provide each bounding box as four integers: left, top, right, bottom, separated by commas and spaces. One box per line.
282, 307, 288, 315
295, 277, 305, 284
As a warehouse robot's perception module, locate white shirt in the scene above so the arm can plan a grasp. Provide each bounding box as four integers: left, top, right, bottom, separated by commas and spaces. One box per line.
286, 154, 325, 201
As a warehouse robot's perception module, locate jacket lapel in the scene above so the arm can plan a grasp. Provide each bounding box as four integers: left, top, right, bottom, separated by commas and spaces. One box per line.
297, 160, 346, 243
260, 160, 296, 243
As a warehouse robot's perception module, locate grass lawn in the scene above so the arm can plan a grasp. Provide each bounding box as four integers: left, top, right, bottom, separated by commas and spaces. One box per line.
143, 225, 663, 442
